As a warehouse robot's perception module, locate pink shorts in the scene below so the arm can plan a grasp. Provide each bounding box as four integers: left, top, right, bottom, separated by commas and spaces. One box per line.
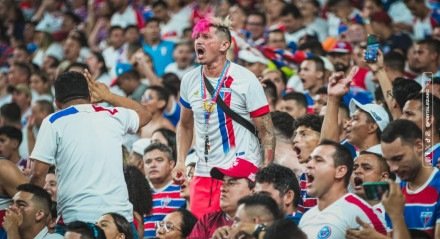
189, 176, 222, 219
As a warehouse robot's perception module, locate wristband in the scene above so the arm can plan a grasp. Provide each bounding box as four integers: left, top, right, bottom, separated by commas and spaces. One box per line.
372, 66, 384, 74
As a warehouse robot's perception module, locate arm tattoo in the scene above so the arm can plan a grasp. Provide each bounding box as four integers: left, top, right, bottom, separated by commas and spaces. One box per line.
255, 113, 275, 164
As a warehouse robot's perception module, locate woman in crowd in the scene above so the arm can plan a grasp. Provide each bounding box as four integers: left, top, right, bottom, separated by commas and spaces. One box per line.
155, 208, 197, 239
97, 212, 134, 239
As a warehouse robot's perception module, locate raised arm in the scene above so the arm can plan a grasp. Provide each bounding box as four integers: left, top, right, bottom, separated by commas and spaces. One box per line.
84, 70, 152, 127
253, 113, 275, 166
0, 160, 28, 196
320, 67, 357, 142
364, 49, 400, 119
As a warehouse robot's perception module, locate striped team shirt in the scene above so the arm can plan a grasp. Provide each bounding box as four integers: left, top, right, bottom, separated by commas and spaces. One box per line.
386, 168, 440, 237
425, 143, 440, 167
143, 183, 186, 238
298, 172, 318, 213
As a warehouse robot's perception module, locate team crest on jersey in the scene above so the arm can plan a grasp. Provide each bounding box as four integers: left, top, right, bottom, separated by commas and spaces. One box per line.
161, 197, 171, 208
317, 225, 332, 239
421, 211, 433, 227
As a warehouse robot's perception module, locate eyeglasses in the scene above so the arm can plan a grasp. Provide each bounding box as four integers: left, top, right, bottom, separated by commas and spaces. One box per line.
155, 221, 181, 233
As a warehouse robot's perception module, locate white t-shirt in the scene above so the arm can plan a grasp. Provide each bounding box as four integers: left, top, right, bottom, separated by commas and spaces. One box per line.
164, 63, 196, 80
110, 6, 137, 28
31, 104, 139, 223
179, 63, 269, 176
299, 193, 387, 239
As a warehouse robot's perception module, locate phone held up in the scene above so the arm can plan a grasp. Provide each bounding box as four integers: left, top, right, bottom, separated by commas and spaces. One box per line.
365, 34, 380, 63
363, 181, 389, 201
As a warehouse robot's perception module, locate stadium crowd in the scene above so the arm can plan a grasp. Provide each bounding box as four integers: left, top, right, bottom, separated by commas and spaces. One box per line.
0, 0, 440, 238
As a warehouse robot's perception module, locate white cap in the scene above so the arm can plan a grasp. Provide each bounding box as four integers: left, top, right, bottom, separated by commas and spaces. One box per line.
238, 49, 268, 65
349, 99, 390, 132
132, 138, 151, 156
363, 144, 383, 156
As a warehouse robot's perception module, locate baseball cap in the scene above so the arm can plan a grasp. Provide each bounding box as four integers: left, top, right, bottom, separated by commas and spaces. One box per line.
349, 99, 390, 132
238, 49, 268, 65
210, 158, 258, 182
329, 40, 353, 54
115, 63, 133, 77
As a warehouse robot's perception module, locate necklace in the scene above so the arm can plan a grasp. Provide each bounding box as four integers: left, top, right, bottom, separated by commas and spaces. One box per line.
200, 60, 231, 162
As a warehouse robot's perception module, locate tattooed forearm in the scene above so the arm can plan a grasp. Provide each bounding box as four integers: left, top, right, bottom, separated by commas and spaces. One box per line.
254, 113, 276, 165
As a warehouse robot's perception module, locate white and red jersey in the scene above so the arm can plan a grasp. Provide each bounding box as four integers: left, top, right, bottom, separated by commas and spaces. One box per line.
299, 193, 387, 239
31, 104, 139, 224
180, 62, 269, 176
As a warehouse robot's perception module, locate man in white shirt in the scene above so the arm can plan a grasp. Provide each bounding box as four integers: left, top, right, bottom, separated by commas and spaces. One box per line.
3, 184, 63, 239
299, 140, 387, 238
29, 71, 151, 234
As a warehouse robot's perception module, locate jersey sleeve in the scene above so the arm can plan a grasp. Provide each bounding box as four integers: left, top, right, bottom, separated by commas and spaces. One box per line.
245, 72, 269, 118
179, 71, 192, 109
116, 107, 140, 134
30, 118, 57, 165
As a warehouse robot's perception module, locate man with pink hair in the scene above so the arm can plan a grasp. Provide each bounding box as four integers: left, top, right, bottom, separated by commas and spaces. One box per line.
174, 17, 275, 218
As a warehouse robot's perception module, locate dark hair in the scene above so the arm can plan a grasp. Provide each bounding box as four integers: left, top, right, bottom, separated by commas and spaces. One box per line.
64, 11, 82, 25
17, 184, 52, 215
109, 25, 124, 34
263, 218, 307, 239
282, 92, 308, 110
12, 62, 32, 80
146, 17, 161, 25
91, 51, 108, 74
237, 193, 283, 220
327, 0, 351, 8
256, 164, 302, 207
247, 10, 267, 26
384, 52, 405, 74
0, 126, 22, 145
271, 111, 295, 139
304, 56, 325, 73
281, 4, 301, 19
152, 128, 176, 160
0, 102, 21, 124
318, 140, 354, 186
175, 208, 197, 237
54, 71, 90, 104
102, 213, 133, 239
144, 142, 175, 162
405, 93, 440, 135
152, 0, 168, 8
35, 100, 55, 115
66, 62, 90, 72
417, 38, 440, 56
262, 80, 278, 103
294, 114, 323, 133
381, 119, 422, 145
66, 221, 106, 239
391, 78, 422, 110
148, 85, 170, 111
124, 165, 153, 216
48, 165, 56, 174
162, 73, 181, 96
124, 25, 139, 32
32, 70, 50, 83
298, 39, 325, 56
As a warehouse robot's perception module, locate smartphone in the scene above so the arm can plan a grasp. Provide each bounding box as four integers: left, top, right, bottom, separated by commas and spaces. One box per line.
365, 34, 380, 63
363, 181, 389, 201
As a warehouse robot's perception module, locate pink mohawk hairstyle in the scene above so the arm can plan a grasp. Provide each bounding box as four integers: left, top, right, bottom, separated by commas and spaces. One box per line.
192, 18, 213, 39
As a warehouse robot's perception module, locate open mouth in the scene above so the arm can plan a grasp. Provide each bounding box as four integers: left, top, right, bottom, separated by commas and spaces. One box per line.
196, 48, 205, 57
353, 177, 363, 190
306, 173, 314, 185
294, 146, 301, 158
